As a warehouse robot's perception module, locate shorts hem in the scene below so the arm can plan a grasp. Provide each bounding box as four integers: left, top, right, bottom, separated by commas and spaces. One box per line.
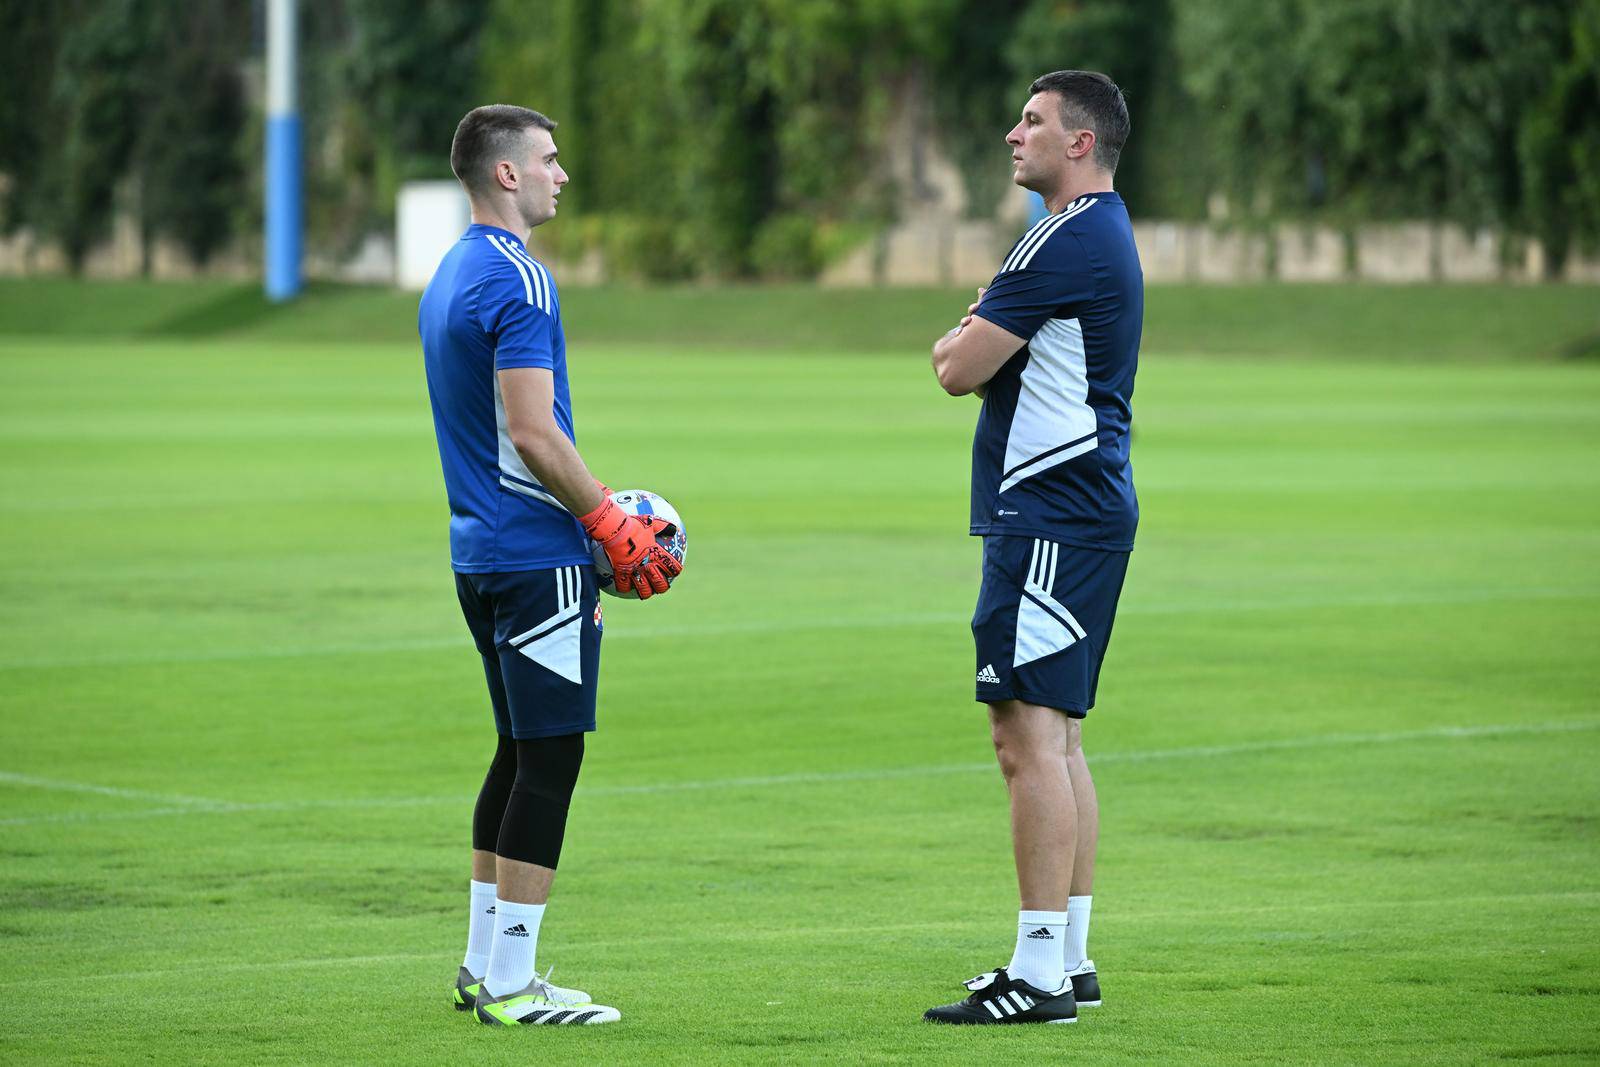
506, 721, 597, 740
453, 557, 594, 575
967, 527, 1133, 552
973, 689, 1089, 718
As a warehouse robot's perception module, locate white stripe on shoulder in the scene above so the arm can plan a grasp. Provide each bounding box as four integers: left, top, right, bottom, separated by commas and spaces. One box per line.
1001, 197, 1093, 273
1012, 198, 1098, 273
998, 198, 1088, 271
1000, 197, 1099, 274
1000, 200, 1081, 273
503, 241, 552, 312
503, 237, 549, 311
530, 259, 551, 312
999, 214, 1060, 273
485, 235, 535, 305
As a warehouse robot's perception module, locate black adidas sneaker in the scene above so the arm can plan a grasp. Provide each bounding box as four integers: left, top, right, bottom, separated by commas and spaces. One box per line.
1069, 959, 1101, 1007
924, 967, 1077, 1025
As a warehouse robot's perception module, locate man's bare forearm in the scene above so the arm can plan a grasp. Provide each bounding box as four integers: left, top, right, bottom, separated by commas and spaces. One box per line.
511, 425, 604, 516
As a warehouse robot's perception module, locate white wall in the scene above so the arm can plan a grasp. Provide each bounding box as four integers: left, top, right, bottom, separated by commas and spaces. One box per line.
396, 181, 470, 290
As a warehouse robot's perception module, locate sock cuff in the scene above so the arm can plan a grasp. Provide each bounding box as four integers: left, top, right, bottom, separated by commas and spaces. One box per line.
1068, 895, 1091, 907
1018, 909, 1070, 926
493, 898, 547, 922
470, 879, 497, 896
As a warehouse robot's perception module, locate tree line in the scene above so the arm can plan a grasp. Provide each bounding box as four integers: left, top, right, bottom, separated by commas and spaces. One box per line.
1, 0, 1595, 278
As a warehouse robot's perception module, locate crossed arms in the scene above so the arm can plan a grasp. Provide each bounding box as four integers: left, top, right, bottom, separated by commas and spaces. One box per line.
930, 289, 1028, 397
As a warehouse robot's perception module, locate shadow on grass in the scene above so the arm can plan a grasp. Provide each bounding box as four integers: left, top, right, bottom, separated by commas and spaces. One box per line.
141, 285, 276, 338
1559, 331, 1600, 360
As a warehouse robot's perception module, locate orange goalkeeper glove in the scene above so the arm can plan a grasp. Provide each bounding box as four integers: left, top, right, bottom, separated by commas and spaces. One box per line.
578, 496, 682, 599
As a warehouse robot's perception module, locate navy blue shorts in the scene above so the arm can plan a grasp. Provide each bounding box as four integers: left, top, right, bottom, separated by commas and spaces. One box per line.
454, 565, 603, 739
972, 536, 1130, 716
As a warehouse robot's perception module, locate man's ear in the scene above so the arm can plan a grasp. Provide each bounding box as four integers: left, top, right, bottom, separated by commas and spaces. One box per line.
1069, 128, 1097, 161
495, 160, 518, 191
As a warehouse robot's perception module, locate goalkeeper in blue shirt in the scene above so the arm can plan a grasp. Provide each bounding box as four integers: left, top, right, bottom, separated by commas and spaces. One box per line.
418, 104, 680, 1027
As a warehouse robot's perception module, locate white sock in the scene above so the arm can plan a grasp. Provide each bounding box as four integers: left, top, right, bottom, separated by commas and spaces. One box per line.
1065, 895, 1093, 970
1007, 909, 1069, 992
461, 879, 497, 977
482, 899, 546, 997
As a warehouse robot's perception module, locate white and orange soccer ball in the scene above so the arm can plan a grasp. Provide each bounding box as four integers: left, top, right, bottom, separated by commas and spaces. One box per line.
590, 489, 687, 599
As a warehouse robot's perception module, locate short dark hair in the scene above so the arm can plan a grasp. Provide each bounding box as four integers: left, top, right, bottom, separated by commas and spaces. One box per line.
450, 105, 557, 195
1028, 70, 1130, 173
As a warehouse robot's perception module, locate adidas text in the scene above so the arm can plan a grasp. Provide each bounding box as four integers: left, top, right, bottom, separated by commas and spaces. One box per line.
503, 923, 530, 937
1025, 927, 1055, 940
977, 664, 1001, 684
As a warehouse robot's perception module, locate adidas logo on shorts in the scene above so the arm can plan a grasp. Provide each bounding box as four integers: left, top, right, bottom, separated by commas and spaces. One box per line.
977, 664, 1001, 684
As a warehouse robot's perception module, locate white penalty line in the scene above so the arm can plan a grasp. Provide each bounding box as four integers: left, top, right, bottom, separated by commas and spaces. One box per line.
2, 719, 1596, 829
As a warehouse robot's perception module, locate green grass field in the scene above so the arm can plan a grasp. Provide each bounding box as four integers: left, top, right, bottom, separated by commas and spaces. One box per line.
2, 281, 1598, 1064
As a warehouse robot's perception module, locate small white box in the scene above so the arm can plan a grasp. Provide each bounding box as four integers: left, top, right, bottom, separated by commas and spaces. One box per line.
396, 181, 471, 290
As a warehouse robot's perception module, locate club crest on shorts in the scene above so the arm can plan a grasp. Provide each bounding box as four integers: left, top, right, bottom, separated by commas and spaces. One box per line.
593, 601, 603, 634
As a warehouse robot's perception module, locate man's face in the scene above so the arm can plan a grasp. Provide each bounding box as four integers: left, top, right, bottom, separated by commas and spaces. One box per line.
514, 127, 568, 228
1006, 93, 1080, 192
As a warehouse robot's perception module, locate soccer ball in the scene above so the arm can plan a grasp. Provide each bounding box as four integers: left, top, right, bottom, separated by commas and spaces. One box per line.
591, 489, 687, 599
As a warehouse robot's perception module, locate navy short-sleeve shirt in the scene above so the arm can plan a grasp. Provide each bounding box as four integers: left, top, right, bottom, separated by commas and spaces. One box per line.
969, 193, 1143, 550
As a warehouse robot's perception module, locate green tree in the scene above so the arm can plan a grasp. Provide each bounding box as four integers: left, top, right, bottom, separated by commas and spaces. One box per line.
1003, 0, 1182, 214
41, 0, 156, 269
1177, 1, 1320, 219
136, 2, 249, 265
1519, 0, 1600, 266
0, 1, 71, 235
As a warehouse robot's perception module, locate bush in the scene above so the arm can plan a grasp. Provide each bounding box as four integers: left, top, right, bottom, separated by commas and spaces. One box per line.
595, 213, 696, 282
750, 213, 822, 280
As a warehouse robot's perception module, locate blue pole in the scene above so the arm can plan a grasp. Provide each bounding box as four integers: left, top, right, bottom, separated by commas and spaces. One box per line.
264, 0, 301, 302
1026, 190, 1050, 225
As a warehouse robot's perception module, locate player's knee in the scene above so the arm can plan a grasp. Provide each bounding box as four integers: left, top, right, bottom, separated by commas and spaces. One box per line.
991, 724, 1049, 781
511, 732, 585, 809
471, 734, 520, 852
496, 733, 586, 868
486, 733, 517, 787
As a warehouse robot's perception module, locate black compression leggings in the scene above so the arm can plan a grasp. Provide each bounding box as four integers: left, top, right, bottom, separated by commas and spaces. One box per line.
470, 733, 585, 869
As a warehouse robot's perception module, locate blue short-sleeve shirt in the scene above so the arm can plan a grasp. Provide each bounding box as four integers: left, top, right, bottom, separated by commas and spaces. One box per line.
419, 224, 591, 572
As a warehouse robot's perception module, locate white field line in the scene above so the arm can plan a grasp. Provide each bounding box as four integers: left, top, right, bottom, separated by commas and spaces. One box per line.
1, 585, 1596, 672
0, 771, 218, 807
4, 890, 1599, 992
2, 719, 1595, 829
